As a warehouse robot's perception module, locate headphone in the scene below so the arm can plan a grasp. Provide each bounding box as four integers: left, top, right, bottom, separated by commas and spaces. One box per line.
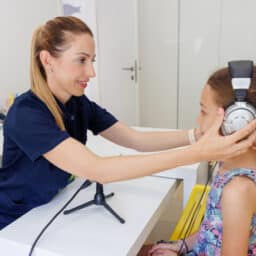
221, 60, 256, 136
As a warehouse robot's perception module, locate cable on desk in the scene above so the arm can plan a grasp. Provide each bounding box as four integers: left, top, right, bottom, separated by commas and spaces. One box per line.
28, 179, 92, 256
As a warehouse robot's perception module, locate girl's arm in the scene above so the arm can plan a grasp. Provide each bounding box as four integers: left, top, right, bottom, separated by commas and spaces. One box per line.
148, 233, 198, 255
221, 176, 256, 256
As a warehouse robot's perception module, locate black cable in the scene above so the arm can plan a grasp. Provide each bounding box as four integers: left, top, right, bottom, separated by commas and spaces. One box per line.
177, 161, 218, 255
28, 179, 92, 256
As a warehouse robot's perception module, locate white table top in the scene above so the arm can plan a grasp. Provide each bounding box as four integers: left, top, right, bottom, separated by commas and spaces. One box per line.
0, 176, 177, 256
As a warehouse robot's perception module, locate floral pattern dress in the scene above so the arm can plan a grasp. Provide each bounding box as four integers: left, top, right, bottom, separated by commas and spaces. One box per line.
186, 168, 256, 256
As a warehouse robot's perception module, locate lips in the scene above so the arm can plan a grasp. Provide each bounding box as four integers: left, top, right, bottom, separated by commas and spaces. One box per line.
78, 81, 88, 88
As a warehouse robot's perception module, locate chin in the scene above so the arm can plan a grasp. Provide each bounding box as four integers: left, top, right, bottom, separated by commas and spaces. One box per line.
73, 90, 85, 97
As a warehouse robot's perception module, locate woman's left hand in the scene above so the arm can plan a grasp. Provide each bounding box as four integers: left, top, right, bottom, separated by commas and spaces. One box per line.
251, 141, 256, 151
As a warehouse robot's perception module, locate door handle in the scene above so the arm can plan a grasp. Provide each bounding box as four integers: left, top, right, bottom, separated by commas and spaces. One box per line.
122, 61, 141, 82
122, 66, 134, 72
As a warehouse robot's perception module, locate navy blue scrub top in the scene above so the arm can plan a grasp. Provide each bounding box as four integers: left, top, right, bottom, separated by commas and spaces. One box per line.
0, 90, 117, 229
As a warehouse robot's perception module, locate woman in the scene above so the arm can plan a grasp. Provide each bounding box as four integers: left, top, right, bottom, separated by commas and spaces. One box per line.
0, 16, 256, 230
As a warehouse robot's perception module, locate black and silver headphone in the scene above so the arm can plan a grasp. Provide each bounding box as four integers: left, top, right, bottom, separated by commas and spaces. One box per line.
221, 60, 256, 135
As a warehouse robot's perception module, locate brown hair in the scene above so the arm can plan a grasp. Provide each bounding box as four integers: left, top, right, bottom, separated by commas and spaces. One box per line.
207, 67, 256, 108
30, 16, 93, 130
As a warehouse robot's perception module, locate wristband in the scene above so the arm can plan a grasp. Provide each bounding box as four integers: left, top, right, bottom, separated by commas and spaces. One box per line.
188, 128, 196, 144
178, 239, 189, 255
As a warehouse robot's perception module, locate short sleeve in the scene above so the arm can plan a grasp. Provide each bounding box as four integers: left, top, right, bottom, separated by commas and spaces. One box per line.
85, 97, 118, 135
5, 100, 69, 161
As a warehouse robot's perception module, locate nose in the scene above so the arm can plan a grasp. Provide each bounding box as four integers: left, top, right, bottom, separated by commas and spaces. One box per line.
86, 62, 96, 78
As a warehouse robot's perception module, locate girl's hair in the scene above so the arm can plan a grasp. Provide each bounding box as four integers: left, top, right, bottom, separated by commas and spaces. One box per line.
207, 66, 256, 109
30, 16, 93, 130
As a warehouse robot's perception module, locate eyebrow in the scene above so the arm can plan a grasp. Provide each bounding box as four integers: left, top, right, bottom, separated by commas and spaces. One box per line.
76, 52, 96, 58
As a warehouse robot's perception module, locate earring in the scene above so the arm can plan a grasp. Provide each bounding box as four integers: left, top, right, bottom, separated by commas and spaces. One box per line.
48, 65, 53, 73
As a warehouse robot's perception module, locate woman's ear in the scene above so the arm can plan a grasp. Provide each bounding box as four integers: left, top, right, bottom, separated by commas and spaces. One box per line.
39, 50, 53, 73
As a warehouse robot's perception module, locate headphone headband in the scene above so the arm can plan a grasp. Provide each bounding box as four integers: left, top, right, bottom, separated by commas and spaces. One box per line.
228, 60, 253, 78
228, 60, 253, 101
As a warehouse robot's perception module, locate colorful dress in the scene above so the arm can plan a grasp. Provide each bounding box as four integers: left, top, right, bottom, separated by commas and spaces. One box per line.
186, 168, 256, 255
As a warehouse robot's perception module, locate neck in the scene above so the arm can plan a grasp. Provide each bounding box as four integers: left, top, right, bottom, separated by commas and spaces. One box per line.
221, 149, 256, 173
47, 78, 70, 104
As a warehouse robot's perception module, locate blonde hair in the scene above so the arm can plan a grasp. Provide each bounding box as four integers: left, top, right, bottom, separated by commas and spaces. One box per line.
30, 16, 93, 130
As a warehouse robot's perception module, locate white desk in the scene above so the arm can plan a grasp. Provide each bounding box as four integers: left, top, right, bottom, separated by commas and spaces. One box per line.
0, 177, 178, 256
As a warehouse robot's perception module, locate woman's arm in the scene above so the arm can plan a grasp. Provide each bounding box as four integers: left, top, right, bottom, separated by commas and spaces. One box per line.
43, 111, 256, 183
44, 137, 201, 183
99, 121, 196, 152
221, 176, 256, 256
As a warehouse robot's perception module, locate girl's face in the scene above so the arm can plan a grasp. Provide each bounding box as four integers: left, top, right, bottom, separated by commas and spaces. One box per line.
197, 84, 220, 135
49, 33, 96, 103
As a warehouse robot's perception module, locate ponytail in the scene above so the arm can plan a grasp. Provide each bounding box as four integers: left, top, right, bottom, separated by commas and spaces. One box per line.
30, 27, 65, 131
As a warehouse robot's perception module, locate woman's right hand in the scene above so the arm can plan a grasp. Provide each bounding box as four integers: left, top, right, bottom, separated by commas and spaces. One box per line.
194, 108, 256, 161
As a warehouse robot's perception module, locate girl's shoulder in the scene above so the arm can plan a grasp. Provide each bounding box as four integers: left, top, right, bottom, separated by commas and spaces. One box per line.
219, 168, 256, 186
221, 169, 256, 210
222, 173, 256, 194
210, 168, 256, 207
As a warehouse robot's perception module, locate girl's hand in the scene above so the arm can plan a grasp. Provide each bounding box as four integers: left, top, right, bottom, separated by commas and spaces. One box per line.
148, 242, 180, 256
150, 251, 177, 256
195, 108, 256, 161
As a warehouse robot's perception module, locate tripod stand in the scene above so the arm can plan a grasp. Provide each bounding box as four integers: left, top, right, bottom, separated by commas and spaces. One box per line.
63, 182, 125, 224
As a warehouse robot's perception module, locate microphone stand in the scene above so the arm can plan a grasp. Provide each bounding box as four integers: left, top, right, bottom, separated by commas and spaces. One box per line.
64, 182, 125, 224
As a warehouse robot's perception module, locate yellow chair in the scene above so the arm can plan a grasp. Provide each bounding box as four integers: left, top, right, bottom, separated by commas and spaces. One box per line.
170, 184, 210, 240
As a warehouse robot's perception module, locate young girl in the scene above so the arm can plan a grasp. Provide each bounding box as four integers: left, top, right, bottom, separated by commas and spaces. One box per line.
149, 67, 256, 255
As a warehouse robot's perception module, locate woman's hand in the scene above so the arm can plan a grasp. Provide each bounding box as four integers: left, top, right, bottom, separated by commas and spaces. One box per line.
148, 243, 179, 256
194, 127, 203, 142
194, 108, 256, 161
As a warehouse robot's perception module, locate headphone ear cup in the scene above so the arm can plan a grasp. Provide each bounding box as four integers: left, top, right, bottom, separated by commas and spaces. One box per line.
221, 102, 256, 136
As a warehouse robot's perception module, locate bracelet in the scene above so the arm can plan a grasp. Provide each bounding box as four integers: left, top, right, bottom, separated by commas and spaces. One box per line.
188, 128, 196, 145
178, 239, 189, 255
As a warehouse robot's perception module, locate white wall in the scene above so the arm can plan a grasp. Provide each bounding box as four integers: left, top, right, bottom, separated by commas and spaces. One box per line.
179, 0, 256, 128
178, 0, 222, 128
0, 0, 61, 109
220, 0, 256, 64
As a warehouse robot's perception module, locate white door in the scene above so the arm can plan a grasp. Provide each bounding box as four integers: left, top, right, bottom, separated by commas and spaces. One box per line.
96, 0, 138, 126
138, 0, 179, 129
